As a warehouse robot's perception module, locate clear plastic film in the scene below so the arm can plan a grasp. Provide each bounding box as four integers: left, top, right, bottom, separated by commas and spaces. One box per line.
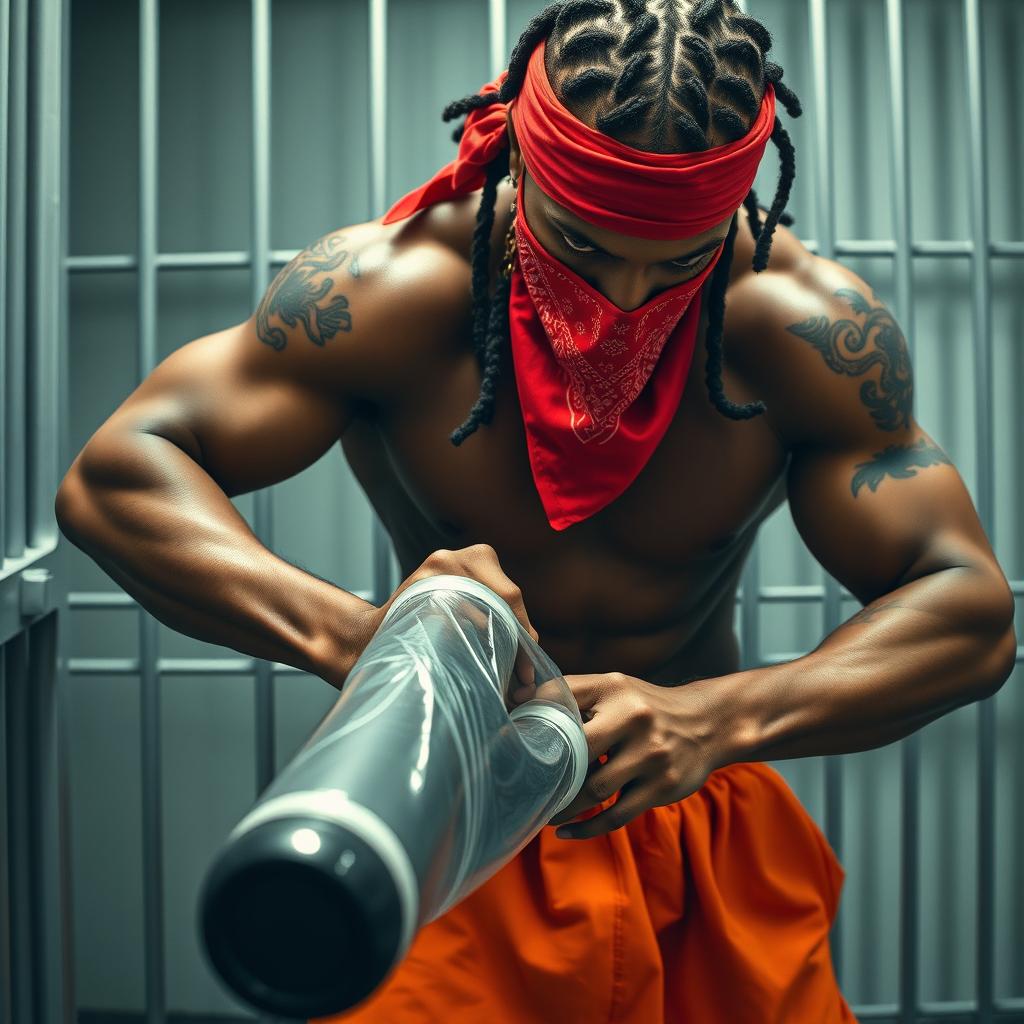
201, 574, 588, 1018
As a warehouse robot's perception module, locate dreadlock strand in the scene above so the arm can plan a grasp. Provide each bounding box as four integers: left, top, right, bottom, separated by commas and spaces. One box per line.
555, 0, 616, 35
613, 51, 654, 102
450, 266, 513, 445
728, 14, 772, 54
618, 12, 659, 59
764, 61, 802, 118
442, 90, 500, 123
743, 189, 763, 240
704, 214, 767, 419
714, 73, 760, 120
680, 35, 716, 82
675, 73, 710, 130
752, 117, 796, 271
596, 93, 655, 135
559, 26, 620, 65
562, 66, 618, 102
690, 0, 727, 35
715, 38, 763, 80
501, 4, 564, 98
673, 110, 711, 150
710, 104, 747, 142
468, 158, 508, 361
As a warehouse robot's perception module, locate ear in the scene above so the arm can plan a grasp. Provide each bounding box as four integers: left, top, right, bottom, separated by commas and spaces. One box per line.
505, 109, 523, 180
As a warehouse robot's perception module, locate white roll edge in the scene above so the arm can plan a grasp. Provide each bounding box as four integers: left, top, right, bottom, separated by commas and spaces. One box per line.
227, 789, 419, 960
509, 702, 589, 816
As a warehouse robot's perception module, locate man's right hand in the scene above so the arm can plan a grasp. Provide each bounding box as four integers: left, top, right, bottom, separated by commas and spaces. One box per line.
347, 544, 540, 699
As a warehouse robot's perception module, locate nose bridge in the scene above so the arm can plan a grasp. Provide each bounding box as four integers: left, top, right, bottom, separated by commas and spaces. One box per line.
605, 265, 657, 312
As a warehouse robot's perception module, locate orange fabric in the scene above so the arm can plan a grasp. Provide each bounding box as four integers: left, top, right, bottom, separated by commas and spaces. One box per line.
313, 762, 859, 1024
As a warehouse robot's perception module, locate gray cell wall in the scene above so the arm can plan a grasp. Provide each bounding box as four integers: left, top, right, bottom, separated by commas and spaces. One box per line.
55, 0, 1023, 1020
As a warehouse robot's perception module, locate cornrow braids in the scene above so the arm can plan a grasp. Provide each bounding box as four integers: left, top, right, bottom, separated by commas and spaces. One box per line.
440, 0, 802, 446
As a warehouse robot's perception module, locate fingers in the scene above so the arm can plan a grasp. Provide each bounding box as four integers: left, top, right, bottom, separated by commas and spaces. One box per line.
513, 644, 537, 693
408, 544, 539, 642
386, 544, 542, 705
548, 746, 643, 826
555, 781, 655, 840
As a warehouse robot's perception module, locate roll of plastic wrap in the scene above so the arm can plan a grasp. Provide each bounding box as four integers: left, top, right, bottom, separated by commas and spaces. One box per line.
199, 575, 587, 1018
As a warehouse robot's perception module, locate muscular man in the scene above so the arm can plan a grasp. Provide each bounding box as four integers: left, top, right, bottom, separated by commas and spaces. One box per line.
55, 1, 1015, 1021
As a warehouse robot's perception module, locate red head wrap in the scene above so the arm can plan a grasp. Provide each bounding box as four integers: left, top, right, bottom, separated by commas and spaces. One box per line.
383, 38, 775, 239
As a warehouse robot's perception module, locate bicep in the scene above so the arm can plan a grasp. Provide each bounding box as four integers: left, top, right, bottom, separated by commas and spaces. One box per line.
77, 304, 357, 499
786, 430, 995, 606
69, 227, 469, 499
132, 318, 354, 497
760, 257, 1001, 604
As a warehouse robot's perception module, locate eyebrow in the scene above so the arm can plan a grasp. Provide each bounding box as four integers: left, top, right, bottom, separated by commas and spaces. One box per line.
548, 213, 721, 264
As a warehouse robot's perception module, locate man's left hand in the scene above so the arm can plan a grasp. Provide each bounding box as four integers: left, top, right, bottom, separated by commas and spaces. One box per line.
547, 672, 723, 839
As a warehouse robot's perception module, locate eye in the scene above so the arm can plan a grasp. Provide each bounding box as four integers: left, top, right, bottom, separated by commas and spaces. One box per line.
559, 231, 598, 255
669, 251, 714, 272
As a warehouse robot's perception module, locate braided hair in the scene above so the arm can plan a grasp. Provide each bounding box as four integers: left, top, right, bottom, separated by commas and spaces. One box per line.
444, 0, 802, 446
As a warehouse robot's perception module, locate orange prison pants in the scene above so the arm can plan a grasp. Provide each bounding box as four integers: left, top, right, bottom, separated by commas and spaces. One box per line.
314, 761, 859, 1024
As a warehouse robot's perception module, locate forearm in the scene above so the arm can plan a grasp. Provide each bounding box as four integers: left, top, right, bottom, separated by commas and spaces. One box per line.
56, 431, 376, 689
706, 566, 1017, 766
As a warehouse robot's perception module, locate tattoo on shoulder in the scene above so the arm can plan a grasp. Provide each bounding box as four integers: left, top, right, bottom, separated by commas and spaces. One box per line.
256, 233, 354, 351
850, 437, 952, 497
786, 287, 913, 431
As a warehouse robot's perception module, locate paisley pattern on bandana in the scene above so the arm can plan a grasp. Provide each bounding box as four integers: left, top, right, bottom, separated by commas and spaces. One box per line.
505, 176, 725, 530
515, 220, 706, 445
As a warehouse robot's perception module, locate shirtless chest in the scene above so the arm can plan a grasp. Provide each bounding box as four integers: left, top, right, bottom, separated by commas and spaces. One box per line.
338, 222, 791, 682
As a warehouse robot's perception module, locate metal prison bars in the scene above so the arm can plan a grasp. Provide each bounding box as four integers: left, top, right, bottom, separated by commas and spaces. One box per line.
33, 1, 1021, 1024
1, 0, 73, 1018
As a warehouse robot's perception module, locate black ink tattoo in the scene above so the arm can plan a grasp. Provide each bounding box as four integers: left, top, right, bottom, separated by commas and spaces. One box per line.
349, 255, 361, 278
256, 233, 353, 351
851, 438, 952, 497
787, 288, 913, 431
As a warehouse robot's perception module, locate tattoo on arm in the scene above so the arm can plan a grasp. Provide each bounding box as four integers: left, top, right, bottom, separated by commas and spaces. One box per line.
256, 233, 353, 351
851, 437, 952, 497
787, 287, 913, 431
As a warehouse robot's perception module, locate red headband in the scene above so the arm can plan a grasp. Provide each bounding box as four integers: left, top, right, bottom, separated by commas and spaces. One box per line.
382, 38, 776, 239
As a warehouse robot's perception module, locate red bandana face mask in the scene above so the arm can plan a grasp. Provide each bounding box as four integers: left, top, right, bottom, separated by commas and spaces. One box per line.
509, 178, 723, 528
381, 38, 773, 531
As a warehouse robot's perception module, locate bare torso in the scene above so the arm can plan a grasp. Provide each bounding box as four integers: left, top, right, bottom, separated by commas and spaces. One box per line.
338, 180, 798, 684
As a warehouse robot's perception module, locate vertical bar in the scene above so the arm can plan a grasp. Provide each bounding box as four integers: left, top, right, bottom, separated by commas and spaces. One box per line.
0, 646, 12, 1023
251, 0, 275, 794
4, 0, 27, 561
27, 0, 61, 554
53, 2, 76, 1016
963, 1, 995, 1019
27, 0, 73, 1010
0, 0, 9, 569
28, 614, 75, 1024
58, 0, 70, 485
488, 0, 506, 79
138, 1, 165, 1021
808, 0, 844, 982
4, 634, 33, 1023
368, 0, 392, 606
883, 1, 920, 1017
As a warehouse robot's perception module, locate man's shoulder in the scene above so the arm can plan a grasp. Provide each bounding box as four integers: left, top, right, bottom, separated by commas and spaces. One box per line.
724, 218, 912, 450
269, 204, 492, 403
